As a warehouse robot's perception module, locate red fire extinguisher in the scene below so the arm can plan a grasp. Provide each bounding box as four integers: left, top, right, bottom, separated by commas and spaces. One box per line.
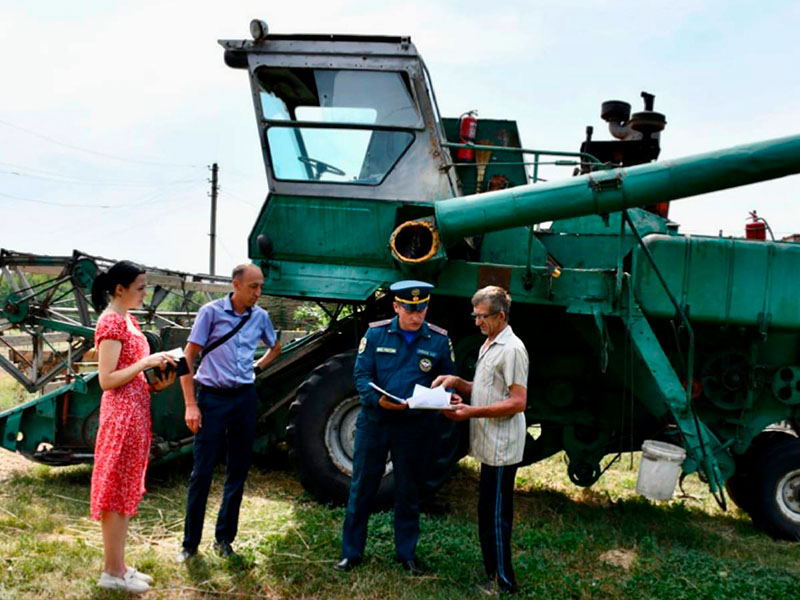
457, 110, 478, 162
745, 210, 768, 240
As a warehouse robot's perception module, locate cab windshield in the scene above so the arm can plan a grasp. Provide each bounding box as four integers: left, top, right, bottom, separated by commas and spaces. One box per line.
256, 67, 419, 184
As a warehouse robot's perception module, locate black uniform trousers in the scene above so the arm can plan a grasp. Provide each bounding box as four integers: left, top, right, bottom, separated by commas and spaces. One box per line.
341, 409, 425, 562
182, 384, 257, 551
478, 463, 519, 592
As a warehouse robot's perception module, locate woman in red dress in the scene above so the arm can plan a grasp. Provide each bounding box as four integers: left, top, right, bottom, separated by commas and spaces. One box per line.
90, 261, 175, 593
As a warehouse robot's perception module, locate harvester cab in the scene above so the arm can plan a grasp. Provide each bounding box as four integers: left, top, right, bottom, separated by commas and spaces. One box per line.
220, 29, 464, 300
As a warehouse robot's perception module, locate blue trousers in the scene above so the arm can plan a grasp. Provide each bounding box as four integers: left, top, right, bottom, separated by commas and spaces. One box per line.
182, 385, 257, 551
478, 463, 518, 591
341, 410, 425, 562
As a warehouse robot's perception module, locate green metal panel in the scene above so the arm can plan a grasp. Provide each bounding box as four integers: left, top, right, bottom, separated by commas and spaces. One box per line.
480, 227, 546, 266
0, 390, 58, 453
250, 194, 398, 265
633, 235, 800, 330
551, 207, 668, 236
1, 410, 22, 451
538, 233, 624, 269
435, 261, 616, 309
441, 118, 528, 195
264, 261, 398, 301
541, 209, 669, 269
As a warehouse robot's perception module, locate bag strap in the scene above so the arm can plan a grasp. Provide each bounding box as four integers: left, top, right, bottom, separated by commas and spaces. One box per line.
199, 312, 252, 364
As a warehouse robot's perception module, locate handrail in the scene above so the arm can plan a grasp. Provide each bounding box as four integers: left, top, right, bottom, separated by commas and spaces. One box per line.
442, 141, 604, 184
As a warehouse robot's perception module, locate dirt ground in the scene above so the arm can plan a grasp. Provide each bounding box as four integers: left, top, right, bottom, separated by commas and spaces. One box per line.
0, 448, 31, 480
0, 371, 34, 480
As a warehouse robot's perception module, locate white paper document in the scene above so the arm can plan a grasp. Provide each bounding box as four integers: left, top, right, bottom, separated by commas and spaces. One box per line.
407, 384, 453, 410
368, 382, 405, 403
368, 382, 453, 410
164, 347, 185, 360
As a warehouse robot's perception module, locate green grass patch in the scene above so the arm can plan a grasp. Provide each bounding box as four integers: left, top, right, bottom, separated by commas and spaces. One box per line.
0, 373, 29, 412
1, 452, 799, 599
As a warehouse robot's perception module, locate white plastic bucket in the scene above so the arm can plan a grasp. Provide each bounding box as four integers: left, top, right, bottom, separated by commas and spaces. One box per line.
636, 440, 686, 500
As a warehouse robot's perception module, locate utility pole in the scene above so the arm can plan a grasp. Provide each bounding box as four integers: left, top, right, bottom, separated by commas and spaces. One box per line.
209, 163, 219, 275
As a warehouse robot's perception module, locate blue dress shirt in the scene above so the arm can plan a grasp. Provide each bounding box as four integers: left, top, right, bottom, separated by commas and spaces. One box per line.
189, 294, 276, 388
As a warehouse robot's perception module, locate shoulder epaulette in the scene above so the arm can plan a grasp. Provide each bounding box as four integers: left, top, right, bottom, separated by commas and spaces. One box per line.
428, 322, 448, 336
369, 319, 392, 328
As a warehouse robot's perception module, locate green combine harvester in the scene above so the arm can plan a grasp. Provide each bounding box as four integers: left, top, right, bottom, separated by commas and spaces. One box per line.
2, 20, 800, 540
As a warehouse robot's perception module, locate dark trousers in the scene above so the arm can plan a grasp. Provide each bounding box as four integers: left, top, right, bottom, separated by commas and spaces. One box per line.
341, 410, 424, 562
478, 463, 518, 591
182, 385, 257, 551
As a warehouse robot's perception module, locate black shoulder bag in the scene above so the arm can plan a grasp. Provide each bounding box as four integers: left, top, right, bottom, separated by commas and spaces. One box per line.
198, 313, 252, 365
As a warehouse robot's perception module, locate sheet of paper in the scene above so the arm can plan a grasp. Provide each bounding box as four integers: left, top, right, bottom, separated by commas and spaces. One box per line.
407, 384, 453, 410
368, 382, 406, 404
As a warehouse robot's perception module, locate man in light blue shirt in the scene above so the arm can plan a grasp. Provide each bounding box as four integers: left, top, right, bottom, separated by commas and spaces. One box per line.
177, 263, 281, 561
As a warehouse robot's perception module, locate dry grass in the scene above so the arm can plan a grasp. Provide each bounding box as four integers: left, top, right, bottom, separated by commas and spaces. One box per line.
0, 372, 29, 412
1, 446, 799, 599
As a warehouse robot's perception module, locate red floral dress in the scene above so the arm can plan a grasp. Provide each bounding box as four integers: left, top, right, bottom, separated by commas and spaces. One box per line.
90, 312, 152, 520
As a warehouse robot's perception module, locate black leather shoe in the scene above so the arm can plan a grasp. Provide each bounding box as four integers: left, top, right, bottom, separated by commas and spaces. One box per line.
400, 559, 426, 576
213, 540, 236, 558
334, 557, 362, 571
176, 547, 197, 563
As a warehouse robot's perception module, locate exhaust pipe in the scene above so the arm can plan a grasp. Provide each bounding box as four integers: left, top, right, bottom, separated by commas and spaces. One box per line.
390, 220, 440, 264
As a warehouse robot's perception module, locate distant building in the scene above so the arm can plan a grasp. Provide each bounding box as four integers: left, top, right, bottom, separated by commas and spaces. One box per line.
781, 234, 800, 243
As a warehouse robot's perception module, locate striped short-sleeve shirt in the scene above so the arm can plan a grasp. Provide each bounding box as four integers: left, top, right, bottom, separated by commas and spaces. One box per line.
469, 325, 529, 466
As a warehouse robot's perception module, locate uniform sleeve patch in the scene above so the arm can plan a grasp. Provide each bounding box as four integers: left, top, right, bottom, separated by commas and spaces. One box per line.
449, 339, 456, 362
369, 318, 392, 328
358, 336, 367, 354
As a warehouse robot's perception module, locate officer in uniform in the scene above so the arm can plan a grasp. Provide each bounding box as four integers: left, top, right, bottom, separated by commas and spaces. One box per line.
335, 280, 457, 575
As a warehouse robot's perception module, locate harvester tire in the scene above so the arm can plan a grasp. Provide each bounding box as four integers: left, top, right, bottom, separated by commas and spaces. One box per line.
726, 430, 795, 513
287, 351, 392, 506
287, 350, 466, 509
748, 437, 800, 540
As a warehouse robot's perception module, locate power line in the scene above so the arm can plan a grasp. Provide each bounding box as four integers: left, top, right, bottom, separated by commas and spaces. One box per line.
220, 187, 259, 208
0, 176, 203, 210
89, 196, 199, 240
37, 180, 205, 239
0, 119, 204, 169
0, 160, 183, 185
218, 239, 240, 262
219, 165, 261, 181
0, 167, 197, 188
0, 191, 114, 208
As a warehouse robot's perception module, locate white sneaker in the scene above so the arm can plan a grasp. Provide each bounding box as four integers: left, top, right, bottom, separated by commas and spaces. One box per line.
126, 567, 154, 584
98, 571, 150, 593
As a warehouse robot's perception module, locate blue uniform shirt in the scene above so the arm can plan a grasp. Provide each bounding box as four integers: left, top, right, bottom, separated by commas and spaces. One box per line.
353, 316, 457, 414
189, 294, 277, 388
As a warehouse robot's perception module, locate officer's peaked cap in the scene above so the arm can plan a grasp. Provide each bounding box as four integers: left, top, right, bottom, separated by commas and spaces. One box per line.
390, 280, 433, 312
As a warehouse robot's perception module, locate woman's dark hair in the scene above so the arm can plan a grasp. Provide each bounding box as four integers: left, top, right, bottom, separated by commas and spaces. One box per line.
90, 260, 146, 311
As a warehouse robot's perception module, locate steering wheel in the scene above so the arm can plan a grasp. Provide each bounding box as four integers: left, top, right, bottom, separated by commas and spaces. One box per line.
298, 156, 346, 180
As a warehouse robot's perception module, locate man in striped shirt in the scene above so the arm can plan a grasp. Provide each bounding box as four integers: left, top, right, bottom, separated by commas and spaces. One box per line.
433, 285, 528, 594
